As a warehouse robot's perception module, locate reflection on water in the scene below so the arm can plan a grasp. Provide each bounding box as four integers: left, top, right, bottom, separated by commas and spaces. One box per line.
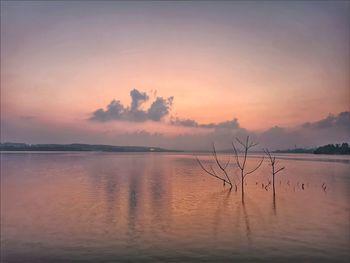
1, 152, 349, 262
272, 193, 277, 215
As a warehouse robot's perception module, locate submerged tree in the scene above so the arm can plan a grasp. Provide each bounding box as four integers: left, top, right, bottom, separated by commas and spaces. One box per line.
264, 149, 285, 195
196, 143, 237, 191
232, 136, 264, 199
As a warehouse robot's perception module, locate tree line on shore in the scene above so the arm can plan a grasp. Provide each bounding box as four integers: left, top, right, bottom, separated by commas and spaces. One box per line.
274, 143, 350, 155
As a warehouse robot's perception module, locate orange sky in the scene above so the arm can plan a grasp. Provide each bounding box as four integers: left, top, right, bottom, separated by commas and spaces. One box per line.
1, 1, 349, 146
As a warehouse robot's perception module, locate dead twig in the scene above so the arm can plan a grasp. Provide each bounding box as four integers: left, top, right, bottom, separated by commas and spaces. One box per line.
232, 136, 264, 198
264, 149, 285, 195
196, 143, 237, 191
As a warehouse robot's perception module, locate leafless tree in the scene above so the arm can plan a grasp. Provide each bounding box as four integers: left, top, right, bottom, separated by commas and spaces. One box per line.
196, 143, 237, 191
232, 136, 264, 199
264, 149, 285, 195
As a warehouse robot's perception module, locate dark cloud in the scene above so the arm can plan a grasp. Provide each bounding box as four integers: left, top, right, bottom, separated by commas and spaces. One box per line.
302, 111, 350, 130
210, 118, 240, 129
258, 126, 302, 150
148, 96, 174, 121
91, 100, 125, 122
90, 89, 173, 122
167, 111, 350, 150
130, 89, 148, 111
171, 118, 199, 127
336, 112, 350, 129
91, 88, 240, 129
88, 91, 349, 149
171, 117, 240, 129
258, 111, 350, 150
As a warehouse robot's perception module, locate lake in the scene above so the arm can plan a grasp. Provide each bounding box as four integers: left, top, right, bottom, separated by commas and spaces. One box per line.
1, 152, 349, 262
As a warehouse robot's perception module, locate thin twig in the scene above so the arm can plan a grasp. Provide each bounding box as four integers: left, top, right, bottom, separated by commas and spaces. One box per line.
196, 156, 230, 184
274, 167, 285, 174
212, 144, 233, 187
244, 156, 265, 178
231, 142, 242, 169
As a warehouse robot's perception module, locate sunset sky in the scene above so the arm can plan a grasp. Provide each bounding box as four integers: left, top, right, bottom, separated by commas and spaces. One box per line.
1, 1, 349, 150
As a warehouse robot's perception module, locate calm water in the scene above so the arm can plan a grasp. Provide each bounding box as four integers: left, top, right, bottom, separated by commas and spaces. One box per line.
1, 152, 349, 263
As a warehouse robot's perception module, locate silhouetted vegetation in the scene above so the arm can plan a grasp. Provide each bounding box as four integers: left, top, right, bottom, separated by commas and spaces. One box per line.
196, 143, 237, 191
197, 136, 264, 198
274, 143, 350, 155
314, 143, 350, 155
264, 149, 285, 195
232, 136, 264, 199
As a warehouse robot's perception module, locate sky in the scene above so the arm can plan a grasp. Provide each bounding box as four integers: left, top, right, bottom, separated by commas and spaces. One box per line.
1, 1, 349, 150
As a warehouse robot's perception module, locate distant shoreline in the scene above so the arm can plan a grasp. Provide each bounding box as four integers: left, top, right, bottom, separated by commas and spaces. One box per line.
0, 143, 182, 153
274, 143, 350, 155
1, 142, 349, 155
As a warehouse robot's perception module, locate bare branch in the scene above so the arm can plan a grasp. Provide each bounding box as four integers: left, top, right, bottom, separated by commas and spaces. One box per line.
244, 156, 265, 178
264, 149, 273, 163
209, 165, 217, 176
212, 144, 224, 171
274, 167, 285, 174
212, 144, 233, 188
248, 142, 259, 149
264, 148, 286, 195
197, 136, 263, 195
196, 156, 230, 184
235, 137, 246, 148
223, 156, 230, 170
231, 142, 242, 170
196, 156, 217, 177
241, 140, 249, 170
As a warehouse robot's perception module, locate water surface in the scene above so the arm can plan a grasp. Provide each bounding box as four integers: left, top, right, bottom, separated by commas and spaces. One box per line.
1, 152, 349, 262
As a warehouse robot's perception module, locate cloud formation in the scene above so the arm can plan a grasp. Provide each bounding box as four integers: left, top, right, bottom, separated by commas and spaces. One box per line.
148, 97, 174, 121
3, 111, 349, 151
171, 117, 240, 129
90, 89, 173, 122
258, 111, 350, 150
130, 89, 149, 111
302, 111, 350, 130
88, 89, 349, 150
91, 88, 239, 128
167, 111, 350, 150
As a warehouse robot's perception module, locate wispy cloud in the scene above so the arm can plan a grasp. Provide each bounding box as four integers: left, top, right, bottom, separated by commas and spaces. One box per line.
171, 117, 240, 129
302, 111, 350, 130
